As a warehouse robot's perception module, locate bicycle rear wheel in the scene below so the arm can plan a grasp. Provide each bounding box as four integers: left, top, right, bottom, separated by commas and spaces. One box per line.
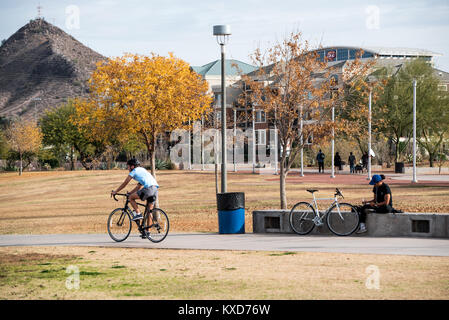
289, 202, 316, 235
107, 208, 132, 242
144, 208, 169, 243
326, 202, 359, 236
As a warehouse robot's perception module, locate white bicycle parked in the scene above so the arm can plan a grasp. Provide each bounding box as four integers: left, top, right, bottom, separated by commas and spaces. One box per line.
289, 188, 360, 236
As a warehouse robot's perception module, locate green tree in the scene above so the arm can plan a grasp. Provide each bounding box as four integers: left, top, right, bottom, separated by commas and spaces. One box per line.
413, 64, 449, 167
376, 67, 414, 162
40, 101, 106, 170
377, 59, 449, 166
0, 129, 9, 159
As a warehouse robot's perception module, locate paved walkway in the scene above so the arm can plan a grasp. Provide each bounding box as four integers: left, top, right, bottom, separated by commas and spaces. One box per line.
1, 233, 448, 257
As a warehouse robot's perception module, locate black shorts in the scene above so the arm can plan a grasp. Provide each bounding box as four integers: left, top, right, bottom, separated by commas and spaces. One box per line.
137, 186, 158, 202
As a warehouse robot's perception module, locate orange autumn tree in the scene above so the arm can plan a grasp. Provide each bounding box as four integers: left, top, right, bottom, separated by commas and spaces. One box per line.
241, 32, 373, 209
6, 119, 42, 175
339, 58, 386, 155
74, 53, 212, 175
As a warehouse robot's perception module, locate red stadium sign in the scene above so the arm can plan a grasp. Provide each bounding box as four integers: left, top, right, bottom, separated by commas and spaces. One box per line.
326, 50, 336, 61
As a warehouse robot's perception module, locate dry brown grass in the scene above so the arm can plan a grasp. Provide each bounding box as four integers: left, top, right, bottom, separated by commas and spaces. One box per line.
0, 246, 448, 300
0, 170, 448, 234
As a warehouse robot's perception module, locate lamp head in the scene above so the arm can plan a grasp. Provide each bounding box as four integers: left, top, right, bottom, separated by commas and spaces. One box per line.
213, 25, 231, 45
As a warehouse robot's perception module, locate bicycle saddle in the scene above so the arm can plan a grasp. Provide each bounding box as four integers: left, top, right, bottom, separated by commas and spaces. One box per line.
307, 189, 319, 194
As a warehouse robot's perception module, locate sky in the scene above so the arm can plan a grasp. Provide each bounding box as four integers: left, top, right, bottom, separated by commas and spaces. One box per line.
1, 0, 449, 71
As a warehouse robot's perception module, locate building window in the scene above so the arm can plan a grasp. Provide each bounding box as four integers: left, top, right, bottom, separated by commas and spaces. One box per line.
305, 133, 313, 145
256, 129, 266, 145
255, 110, 266, 123
317, 50, 324, 62
438, 85, 448, 92
214, 93, 222, 106
349, 49, 357, 60
337, 49, 348, 61
362, 52, 374, 58
215, 111, 221, 126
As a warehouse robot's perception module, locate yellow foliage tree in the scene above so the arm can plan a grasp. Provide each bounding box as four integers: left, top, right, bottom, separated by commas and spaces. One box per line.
74, 53, 212, 175
6, 119, 42, 175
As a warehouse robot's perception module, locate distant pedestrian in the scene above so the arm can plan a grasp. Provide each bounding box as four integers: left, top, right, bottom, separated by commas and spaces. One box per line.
348, 152, 356, 174
316, 149, 325, 173
334, 152, 342, 173
362, 153, 368, 173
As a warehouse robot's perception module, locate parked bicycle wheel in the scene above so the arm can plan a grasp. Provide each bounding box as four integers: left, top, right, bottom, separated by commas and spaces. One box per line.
289, 202, 316, 235
107, 208, 132, 242
326, 202, 359, 236
144, 208, 169, 243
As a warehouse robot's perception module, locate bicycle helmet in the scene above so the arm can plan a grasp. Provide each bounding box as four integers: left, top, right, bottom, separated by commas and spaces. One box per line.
127, 158, 140, 167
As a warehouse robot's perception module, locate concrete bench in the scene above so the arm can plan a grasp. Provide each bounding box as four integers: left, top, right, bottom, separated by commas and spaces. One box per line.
252, 210, 449, 238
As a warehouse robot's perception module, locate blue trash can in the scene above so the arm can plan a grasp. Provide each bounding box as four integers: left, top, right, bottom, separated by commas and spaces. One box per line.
217, 192, 245, 234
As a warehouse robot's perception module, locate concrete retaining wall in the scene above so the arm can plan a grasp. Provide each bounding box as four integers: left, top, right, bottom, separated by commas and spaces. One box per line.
253, 210, 449, 238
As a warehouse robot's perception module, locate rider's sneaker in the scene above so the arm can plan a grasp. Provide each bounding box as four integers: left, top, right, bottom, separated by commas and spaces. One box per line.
131, 212, 143, 221
356, 223, 367, 234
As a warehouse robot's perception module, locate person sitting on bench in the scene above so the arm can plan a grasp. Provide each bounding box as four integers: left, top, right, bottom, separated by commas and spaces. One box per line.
357, 174, 392, 234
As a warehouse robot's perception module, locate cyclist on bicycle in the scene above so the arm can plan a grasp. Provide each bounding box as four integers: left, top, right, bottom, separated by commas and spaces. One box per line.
111, 159, 159, 221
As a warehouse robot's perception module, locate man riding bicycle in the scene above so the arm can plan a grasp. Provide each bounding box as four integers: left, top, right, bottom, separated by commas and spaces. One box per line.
111, 159, 159, 221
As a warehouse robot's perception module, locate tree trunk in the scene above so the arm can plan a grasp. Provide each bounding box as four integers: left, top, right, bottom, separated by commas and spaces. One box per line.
429, 152, 434, 167
150, 149, 156, 177
151, 134, 157, 177
280, 157, 288, 210
394, 140, 399, 163
140, 130, 156, 177
70, 146, 75, 171
19, 151, 23, 176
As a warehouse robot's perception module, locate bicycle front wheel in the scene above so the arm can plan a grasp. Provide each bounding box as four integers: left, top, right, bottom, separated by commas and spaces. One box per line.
289, 202, 316, 235
326, 202, 359, 236
107, 208, 132, 242
144, 208, 169, 243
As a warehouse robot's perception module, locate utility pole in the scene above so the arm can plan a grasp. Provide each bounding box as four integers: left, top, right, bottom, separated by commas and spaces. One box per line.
368, 90, 372, 180
213, 25, 231, 193
331, 104, 335, 178
299, 105, 304, 177
412, 79, 418, 183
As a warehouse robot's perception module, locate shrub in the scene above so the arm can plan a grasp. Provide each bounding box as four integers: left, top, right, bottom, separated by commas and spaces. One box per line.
154, 158, 175, 170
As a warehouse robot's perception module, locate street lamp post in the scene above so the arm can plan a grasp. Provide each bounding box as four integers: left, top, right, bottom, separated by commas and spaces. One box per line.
368, 90, 372, 180
412, 79, 418, 183
331, 105, 335, 179
252, 108, 256, 174
213, 25, 231, 193
330, 83, 337, 179
299, 105, 304, 177
233, 108, 237, 172
274, 106, 278, 175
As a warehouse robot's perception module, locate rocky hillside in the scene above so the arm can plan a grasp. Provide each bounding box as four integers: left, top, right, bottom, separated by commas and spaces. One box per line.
0, 19, 105, 119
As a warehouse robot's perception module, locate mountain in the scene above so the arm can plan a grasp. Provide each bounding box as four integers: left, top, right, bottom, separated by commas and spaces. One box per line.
0, 18, 105, 119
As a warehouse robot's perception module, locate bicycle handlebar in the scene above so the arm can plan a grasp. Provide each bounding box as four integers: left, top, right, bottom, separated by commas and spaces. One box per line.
112, 192, 129, 201
335, 188, 344, 199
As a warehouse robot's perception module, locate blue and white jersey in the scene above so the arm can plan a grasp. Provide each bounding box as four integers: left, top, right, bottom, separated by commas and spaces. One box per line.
129, 167, 159, 189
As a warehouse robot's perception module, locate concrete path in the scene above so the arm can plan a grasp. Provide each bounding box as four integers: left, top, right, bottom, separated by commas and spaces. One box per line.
1, 233, 449, 257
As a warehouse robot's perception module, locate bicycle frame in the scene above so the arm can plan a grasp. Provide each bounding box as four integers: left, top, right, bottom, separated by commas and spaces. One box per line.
289, 188, 358, 236
115, 193, 154, 233
310, 193, 346, 223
